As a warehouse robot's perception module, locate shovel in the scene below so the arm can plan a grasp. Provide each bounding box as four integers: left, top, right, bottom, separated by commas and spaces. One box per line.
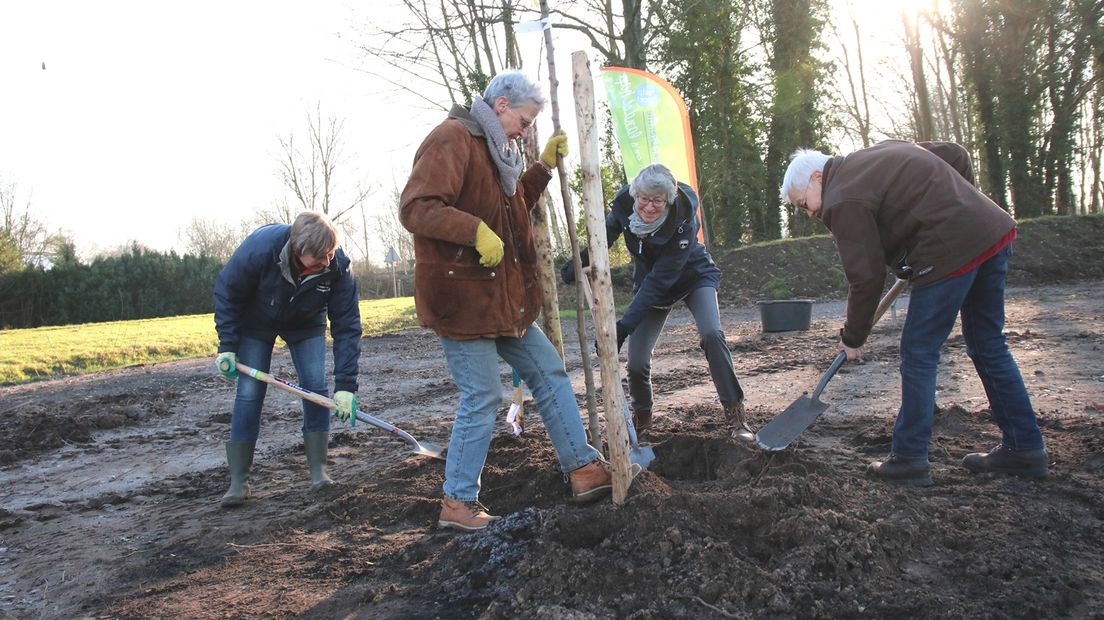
581, 271, 657, 470
232, 361, 446, 460
755, 278, 908, 451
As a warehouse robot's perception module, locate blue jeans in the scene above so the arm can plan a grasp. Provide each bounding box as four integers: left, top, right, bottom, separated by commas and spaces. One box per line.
229, 334, 330, 442
439, 324, 602, 501
626, 286, 744, 412
893, 244, 1043, 459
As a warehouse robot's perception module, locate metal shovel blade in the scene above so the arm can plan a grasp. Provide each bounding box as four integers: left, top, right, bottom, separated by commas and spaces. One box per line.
755, 393, 831, 452
355, 411, 446, 461
631, 444, 656, 470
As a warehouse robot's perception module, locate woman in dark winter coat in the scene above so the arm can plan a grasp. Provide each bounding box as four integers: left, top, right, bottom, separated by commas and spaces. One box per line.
564, 164, 752, 440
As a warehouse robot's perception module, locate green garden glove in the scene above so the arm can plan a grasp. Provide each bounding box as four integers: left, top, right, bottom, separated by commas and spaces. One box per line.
334, 390, 357, 426
474, 221, 504, 268
541, 132, 569, 168
216, 352, 238, 380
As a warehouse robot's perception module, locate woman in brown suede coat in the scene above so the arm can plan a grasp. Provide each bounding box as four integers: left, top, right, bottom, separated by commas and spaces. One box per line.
400, 70, 620, 532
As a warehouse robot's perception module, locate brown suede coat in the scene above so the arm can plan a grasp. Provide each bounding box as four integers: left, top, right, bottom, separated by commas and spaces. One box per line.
399, 105, 552, 339
819, 140, 1015, 347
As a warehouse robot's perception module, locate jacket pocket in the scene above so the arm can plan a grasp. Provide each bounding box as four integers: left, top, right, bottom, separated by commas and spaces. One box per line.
418, 262, 501, 324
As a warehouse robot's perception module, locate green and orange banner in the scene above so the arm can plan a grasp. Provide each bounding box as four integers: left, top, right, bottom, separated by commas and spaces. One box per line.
600, 66, 702, 241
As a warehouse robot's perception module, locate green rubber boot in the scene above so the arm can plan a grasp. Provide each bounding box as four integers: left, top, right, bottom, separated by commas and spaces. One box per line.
303, 431, 334, 490
220, 440, 255, 508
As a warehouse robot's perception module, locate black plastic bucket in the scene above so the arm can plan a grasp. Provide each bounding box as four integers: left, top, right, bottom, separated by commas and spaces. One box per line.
757, 300, 814, 332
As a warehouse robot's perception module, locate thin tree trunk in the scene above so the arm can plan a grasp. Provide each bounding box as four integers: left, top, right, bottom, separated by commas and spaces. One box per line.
542, 0, 601, 446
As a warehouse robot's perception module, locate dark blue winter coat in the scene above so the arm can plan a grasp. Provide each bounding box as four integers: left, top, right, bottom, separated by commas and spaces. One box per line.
213, 224, 362, 392
564, 182, 720, 333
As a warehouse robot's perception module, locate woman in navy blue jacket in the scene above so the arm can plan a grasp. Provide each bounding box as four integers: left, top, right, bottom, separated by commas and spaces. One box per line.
212, 211, 362, 507
564, 164, 752, 440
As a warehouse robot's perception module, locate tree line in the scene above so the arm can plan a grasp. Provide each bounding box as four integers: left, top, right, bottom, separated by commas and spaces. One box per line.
360, 0, 1104, 247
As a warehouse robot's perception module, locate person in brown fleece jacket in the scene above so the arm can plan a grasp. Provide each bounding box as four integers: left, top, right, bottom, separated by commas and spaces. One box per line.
780, 140, 1046, 486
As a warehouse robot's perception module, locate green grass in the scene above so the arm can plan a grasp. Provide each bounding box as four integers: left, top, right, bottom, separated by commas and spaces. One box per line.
0, 297, 422, 385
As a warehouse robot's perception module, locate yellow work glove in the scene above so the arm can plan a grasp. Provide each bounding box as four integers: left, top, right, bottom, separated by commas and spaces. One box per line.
333, 391, 357, 426
474, 221, 504, 268
540, 132, 569, 168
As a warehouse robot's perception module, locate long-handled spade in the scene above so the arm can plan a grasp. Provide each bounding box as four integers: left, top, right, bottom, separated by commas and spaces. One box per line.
755, 278, 909, 452
230, 361, 446, 460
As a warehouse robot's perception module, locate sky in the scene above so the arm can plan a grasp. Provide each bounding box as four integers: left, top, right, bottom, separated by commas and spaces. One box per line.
0, 0, 544, 262
0, 0, 922, 263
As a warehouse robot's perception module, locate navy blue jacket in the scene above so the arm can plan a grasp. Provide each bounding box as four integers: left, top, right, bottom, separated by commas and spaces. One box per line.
213, 224, 362, 392
566, 182, 720, 333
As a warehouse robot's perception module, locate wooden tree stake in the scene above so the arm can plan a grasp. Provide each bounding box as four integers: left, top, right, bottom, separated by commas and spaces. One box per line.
572, 50, 633, 504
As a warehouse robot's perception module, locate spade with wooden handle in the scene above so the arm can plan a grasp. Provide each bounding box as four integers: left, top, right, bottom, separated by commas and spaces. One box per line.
230, 361, 445, 460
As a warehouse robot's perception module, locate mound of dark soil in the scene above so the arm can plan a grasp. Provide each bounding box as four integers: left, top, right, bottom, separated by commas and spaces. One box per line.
105, 406, 1104, 619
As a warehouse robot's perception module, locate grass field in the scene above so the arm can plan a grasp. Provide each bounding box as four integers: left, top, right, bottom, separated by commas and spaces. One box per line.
0, 297, 421, 385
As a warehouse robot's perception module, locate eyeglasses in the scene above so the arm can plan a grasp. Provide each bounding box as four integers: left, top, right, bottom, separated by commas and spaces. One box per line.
518, 111, 535, 131
792, 182, 813, 215
636, 196, 667, 208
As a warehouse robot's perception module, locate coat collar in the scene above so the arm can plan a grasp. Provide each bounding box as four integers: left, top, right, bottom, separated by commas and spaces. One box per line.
448, 104, 484, 138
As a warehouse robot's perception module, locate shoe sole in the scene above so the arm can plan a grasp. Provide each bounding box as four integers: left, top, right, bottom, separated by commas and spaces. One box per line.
437, 519, 493, 532
570, 484, 612, 504
570, 463, 643, 504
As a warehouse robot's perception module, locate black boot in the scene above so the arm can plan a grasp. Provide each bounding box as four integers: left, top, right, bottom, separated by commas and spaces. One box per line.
867, 454, 932, 486
962, 444, 1048, 478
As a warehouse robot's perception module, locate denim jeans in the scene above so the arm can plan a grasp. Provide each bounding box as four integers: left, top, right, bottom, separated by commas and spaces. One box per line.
893, 244, 1043, 459
229, 334, 330, 442
626, 286, 744, 413
439, 324, 602, 501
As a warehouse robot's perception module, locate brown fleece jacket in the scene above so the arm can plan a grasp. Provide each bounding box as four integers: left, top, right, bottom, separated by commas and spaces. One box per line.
819, 140, 1015, 347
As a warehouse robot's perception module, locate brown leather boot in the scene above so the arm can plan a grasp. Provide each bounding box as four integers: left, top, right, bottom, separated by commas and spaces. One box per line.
723, 401, 755, 442
438, 498, 501, 532
631, 408, 653, 434
569, 460, 613, 504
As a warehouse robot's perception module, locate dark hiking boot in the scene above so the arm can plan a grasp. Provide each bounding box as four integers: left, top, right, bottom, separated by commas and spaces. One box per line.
569, 459, 642, 504
438, 498, 501, 532
303, 431, 334, 490
632, 408, 653, 434
962, 444, 1048, 478
220, 440, 256, 508
867, 454, 933, 487
723, 401, 755, 442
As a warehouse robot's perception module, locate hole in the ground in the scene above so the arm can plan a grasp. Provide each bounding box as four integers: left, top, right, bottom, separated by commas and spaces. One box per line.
650, 435, 757, 482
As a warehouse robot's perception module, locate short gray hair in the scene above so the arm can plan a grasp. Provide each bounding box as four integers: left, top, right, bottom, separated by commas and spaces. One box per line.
629, 164, 678, 204
483, 70, 546, 109
290, 211, 339, 257
780, 148, 831, 204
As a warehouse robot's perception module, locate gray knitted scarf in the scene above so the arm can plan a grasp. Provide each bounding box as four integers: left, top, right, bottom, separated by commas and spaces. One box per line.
470, 96, 523, 196
629, 204, 670, 237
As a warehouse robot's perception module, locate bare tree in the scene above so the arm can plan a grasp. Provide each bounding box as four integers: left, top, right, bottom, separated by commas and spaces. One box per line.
0, 176, 49, 269
179, 217, 252, 262
830, 7, 873, 147
372, 187, 414, 271
271, 104, 374, 226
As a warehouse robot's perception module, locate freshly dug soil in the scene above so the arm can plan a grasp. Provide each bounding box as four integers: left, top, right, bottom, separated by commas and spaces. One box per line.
1, 215, 1102, 619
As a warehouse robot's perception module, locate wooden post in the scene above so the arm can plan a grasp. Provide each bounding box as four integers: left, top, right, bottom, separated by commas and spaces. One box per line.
540, 0, 601, 445
572, 50, 633, 504
523, 132, 565, 357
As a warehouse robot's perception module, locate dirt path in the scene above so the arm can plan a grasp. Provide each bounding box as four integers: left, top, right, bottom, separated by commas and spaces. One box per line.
1, 282, 1102, 618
